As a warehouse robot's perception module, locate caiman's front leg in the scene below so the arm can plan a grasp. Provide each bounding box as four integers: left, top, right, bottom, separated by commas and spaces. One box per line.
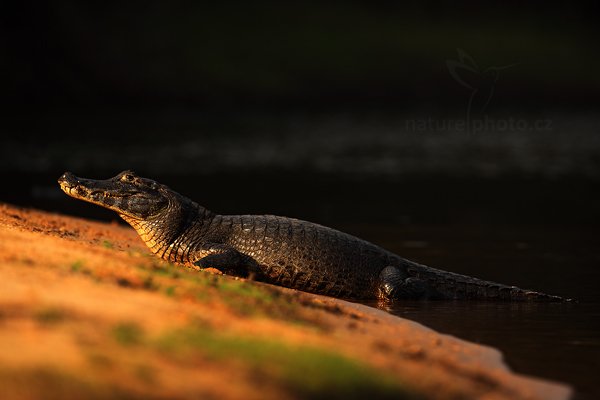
191, 243, 260, 278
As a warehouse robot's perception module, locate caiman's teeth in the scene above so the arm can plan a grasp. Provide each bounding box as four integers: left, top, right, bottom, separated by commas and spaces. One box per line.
96, 192, 122, 199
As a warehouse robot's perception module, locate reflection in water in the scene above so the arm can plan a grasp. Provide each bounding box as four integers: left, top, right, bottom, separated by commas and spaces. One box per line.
361, 299, 600, 399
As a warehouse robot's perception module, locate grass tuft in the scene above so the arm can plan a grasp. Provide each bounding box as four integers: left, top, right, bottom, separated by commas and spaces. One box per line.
111, 322, 144, 346
34, 307, 66, 325
70, 260, 84, 272
134, 364, 155, 384
165, 286, 176, 297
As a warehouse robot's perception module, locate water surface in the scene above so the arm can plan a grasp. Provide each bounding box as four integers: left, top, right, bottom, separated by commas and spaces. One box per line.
355, 224, 600, 400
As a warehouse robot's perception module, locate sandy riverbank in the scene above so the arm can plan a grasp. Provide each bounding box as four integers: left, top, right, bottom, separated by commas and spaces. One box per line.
0, 203, 571, 400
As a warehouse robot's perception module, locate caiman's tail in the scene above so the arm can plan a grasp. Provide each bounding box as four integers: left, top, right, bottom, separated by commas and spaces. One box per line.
404, 261, 571, 301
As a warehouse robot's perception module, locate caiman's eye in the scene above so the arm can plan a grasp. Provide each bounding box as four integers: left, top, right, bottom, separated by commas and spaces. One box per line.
122, 173, 135, 182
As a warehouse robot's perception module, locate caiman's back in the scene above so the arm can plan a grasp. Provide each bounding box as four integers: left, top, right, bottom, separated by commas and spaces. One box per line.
212, 214, 565, 301
209, 214, 391, 299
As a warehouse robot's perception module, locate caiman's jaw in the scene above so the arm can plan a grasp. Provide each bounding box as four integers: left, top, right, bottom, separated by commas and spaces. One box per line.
58, 171, 169, 220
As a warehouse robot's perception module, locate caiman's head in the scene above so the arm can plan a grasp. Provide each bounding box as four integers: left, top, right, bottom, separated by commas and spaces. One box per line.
58, 170, 171, 220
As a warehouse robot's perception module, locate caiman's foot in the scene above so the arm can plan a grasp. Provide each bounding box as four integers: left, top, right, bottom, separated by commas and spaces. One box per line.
378, 266, 429, 300
192, 245, 262, 280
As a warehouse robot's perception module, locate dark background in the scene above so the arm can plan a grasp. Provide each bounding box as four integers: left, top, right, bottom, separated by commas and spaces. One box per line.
1, 0, 599, 288
1, 1, 599, 226
1, 2, 600, 397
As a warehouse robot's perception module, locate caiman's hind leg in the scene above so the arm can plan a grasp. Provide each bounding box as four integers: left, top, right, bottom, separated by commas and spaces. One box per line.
378, 266, 430, 300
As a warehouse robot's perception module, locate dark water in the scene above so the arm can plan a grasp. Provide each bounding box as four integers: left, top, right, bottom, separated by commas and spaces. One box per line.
354, 225, 600, 400
377, 301, 599, 399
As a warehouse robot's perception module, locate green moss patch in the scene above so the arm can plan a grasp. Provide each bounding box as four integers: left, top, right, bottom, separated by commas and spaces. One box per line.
111, 322, 144, 346
135, 259, 315, 325
156, 324, 418, 400
34, 307, 67, 325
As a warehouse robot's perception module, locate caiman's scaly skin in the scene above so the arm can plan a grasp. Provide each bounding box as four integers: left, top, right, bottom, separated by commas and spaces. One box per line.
58, 171, 568, 301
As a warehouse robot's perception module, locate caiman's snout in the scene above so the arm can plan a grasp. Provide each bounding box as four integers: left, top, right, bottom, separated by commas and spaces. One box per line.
58, 171, 102, 200
58, 172, 83, 196
59, 170, 171, 220
58, 172, 78, 190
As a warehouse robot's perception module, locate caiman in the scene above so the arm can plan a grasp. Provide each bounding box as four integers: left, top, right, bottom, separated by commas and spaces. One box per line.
58, 171, 568, 301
